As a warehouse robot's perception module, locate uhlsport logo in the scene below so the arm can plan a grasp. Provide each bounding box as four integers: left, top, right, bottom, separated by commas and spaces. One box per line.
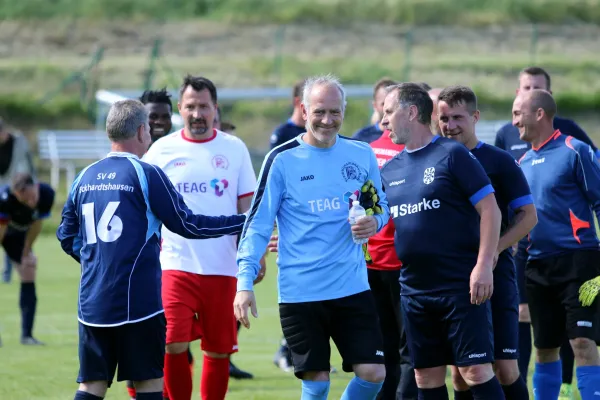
210, 178, 229, 197
343, 190, 360, 209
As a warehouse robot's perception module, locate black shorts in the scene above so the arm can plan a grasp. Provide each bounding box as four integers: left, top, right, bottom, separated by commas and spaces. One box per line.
526, 250, 600, 349
401, 293, 494, 369
77, 313, 166, 386
514, 245, 528, 304
368, 268, 407, 365
492, 256, 520, 359
1, 229, 26, 264
279, 290, 385, 379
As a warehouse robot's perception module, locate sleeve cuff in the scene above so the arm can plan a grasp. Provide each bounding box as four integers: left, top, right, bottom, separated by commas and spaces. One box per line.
237, 274, 255, 292
509, 194, 534, 211
238, 192, 254, 199
469, 184, 495, 206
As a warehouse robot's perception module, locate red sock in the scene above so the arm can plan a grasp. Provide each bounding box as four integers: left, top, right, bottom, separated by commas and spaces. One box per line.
201, 355, 230, 400
126, 386, 137, 399
164, 352, 192, 400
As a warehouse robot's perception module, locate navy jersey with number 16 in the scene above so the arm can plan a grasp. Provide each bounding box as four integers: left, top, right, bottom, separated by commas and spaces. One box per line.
57, 152, 246, 327
381, 136, 494, 296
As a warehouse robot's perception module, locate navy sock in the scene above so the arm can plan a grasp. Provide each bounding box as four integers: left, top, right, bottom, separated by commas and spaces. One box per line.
576, 365, 600, 400
453, 389, 473, 399
469, 377, 504, 400
559, 338, 575, 384
19, 282, 37, 338
74, 391, 103, 400
136, 393, 163, 400
533, 360, 561, 399
418, 386, 448, 400
518, 322, 532, 382
501, 375, 529, 399
380, 362, 400, 399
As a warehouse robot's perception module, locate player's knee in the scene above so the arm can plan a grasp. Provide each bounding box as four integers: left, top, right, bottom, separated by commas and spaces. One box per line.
133, 378, 163, 393
302, 371, 330, 381
78, 381, 108, 398
518, 304, 530, 322
414, 367, 446, 388
450, 366, 469, 390
535, 347, 560, 363
203, 351, 229, 359
458, 364, 495, 387
354, 363, 386, 383
570, 337, 600, 364
494, 359, 520, 385
166, 342, 189, 354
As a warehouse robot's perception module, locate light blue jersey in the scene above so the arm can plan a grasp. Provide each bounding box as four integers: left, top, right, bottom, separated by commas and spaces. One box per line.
237, 134, 390, 303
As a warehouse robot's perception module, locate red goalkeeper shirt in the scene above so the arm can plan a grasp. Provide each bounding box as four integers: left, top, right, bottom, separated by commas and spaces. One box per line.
368, 131, 404, 270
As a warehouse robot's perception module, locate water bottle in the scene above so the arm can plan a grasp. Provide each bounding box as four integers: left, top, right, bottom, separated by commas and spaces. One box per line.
349, 201, 368, 244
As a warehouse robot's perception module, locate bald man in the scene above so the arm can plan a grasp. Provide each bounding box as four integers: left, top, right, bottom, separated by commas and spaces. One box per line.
428, 88, 442, 135
515, 90, 600, 400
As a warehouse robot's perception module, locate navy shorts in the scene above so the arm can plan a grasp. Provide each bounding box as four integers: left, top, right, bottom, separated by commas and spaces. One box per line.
77, 313, 166, 386
514, 246, 528, 304
1, 229, 26, 264
491, 256, 519, 359
401, 293, 494, 369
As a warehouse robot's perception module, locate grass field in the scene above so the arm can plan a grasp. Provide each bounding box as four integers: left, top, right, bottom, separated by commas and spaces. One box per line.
0, 235, 584, 399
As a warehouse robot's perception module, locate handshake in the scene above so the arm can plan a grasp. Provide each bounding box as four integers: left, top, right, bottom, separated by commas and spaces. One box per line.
358, 180, 384, 265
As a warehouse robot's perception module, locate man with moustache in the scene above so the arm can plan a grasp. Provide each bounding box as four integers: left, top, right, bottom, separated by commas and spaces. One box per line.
235, 74, 389, 400
379, 83, 504, 399
436, 85, 536, 399
143, 76, 260, 400
514, 90, 600, 400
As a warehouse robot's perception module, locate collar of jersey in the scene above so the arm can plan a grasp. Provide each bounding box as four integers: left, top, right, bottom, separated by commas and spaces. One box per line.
297, 133, 340, 152
405, 134, 439, 153
532, 129, 561, 152
106, 151, 139, 160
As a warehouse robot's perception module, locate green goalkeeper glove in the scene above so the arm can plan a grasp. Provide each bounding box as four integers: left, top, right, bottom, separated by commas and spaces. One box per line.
362, 243, 373, 265
579, 276, 600, 307
360, 179, 384, 216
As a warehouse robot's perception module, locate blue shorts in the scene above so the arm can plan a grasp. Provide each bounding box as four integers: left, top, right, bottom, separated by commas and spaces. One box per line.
401, 293, 494, 369
514, 246, 528, 304
77, 313, 166, 386
492, 256, 519, 359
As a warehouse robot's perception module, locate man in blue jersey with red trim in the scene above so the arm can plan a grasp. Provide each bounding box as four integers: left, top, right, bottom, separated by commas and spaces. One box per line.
436, 85, 537, 399
514, 90, 600, 400
235, 74, 389, 400
494, 66, 597, 398
380, 83, 504, 399
56, 99, 247, 400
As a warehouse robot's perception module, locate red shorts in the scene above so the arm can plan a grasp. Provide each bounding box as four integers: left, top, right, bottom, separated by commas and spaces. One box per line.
162, 270, 238, 354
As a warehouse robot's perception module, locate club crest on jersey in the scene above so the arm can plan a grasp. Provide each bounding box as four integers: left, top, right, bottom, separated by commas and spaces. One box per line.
341, 162, 365, 182
210, 178, 229, 196
423, 167, 435, 185
343, 190, 360, 209
212, 155, 229, 170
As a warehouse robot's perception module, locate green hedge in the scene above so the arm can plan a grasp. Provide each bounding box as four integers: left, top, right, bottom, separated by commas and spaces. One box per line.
1, 0, 599, 25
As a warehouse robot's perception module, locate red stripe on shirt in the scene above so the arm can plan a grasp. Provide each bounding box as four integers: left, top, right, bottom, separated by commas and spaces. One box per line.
238, 192, 254, 199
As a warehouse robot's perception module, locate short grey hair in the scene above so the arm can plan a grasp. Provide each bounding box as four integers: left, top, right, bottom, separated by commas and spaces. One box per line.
106, 99, 148, 142
302, 73, 347, 111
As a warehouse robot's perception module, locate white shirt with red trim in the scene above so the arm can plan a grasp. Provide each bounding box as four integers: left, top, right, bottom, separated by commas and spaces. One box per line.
143, 129, 256, 276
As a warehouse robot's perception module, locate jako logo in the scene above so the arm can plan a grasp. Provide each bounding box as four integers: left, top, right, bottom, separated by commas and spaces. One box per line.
391, 198, 441, 217
301, 175, 314, 182
532, 158, 545, 166
210, 179, 229, 197
468, 353, 486, 359
343, 190, 360, 209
